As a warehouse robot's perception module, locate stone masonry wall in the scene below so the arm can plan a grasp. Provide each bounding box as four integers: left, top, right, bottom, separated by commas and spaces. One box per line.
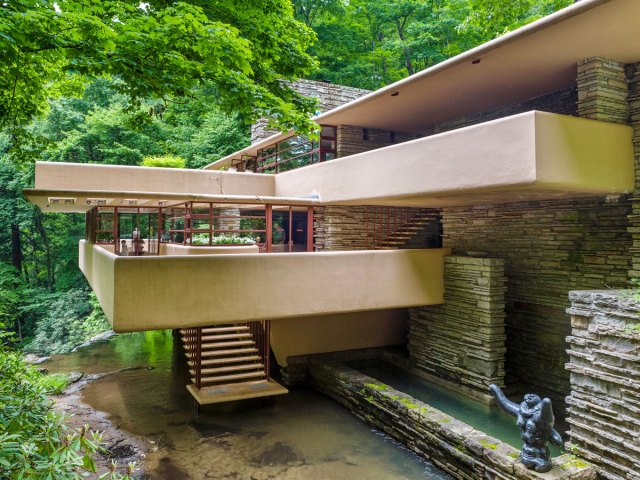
409, 256, 507, 403
336, 125, 420, 158
314, 205, 441, 251
566, 291, 640, 480
430, 87, 577, 135
576, 58, 629, 124
440, 198, 632, 411
251, 79, 370, 143
310, 359, 597, 480
625, 63, 640, 278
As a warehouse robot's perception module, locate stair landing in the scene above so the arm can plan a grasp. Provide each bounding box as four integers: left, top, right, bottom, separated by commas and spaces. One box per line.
187, 379, 288, 405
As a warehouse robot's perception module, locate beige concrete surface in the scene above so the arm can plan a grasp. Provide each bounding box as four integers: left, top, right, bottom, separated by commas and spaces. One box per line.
78, 241, 450, 332
270, 310, 408, 366
35, 162, 274, 196
275, 112, 634, 207
79, 241, 116, 321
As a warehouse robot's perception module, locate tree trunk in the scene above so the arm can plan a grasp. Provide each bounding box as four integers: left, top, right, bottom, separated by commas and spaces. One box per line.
11, 222, 22, 272
396, 20, 415, 76
33, 211, 54, 289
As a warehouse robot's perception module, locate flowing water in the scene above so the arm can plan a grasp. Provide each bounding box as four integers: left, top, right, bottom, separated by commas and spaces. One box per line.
45, 331, 451, 480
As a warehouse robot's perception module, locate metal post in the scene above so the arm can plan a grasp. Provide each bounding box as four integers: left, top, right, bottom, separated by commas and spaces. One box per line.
264, 320, 271, 380
266, 204, 273, 253
195, 327, 202, 390
307, 207, 314, 252
288, 206, 293, 253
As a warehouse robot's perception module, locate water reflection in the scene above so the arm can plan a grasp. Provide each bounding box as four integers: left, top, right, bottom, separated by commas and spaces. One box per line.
45, 332, 451, 480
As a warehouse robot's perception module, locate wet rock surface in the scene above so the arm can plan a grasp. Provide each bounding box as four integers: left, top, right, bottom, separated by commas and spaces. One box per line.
51, 370, 149, 478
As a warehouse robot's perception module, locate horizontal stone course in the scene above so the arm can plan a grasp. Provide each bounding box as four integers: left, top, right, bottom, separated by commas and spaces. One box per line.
409, 256, 507, 402
442, 197, 632, 411
566, 290, 640, 480
310, 359, 597, 480
251, 79, 370, 143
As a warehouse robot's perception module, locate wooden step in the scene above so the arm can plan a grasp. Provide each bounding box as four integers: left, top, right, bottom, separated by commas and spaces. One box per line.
190, 363, 264, 376
193, 371, 266, 384
180, 325, 250, 335
184, 340, 254, 350
187, 379, 288, 405
192, 348, 259, 358
182, 333, 252, 342
201, 326, 249, 334
188, 355, 261, 367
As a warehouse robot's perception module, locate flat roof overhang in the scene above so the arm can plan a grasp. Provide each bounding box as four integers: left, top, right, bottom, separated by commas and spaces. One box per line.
207, 0, 640, 169
275, 112, 635, 207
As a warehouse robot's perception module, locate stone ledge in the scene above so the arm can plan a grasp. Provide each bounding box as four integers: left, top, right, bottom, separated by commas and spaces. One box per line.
310, 359, 597, 480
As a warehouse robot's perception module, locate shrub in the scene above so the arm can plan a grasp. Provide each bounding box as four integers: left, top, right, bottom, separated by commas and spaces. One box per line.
0, 345, 135, 479
24, 290, 110, 356
191, 234, 256, 245
36, 372, 70, 395
141, 155, 186, 168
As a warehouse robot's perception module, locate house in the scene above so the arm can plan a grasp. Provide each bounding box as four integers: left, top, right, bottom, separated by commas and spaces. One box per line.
24, 0, 640, 474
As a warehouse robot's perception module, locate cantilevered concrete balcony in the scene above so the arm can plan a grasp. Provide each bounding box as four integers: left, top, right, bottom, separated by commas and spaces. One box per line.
26, 112, 633, 210
80, 240, 450, 332
276, 111, 634, 207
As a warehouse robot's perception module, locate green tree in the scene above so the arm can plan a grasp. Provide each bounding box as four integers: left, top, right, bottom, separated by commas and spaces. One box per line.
295, 0, 572, 89
0, 0, 318, 135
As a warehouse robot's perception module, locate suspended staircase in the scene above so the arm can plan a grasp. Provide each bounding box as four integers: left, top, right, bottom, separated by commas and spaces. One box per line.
370, 209, 440, 250
181, 322, 288, 405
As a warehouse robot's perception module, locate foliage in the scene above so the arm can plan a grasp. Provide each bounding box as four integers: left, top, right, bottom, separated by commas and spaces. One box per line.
142, 155, 186, 169
0, 0, 319, 135
23, 289, 109, 356
294, 0, 573, 89
36, 372, 71, 395
0, 341, 135, 479
29, 78, 250, 168
191, 234, 257, 246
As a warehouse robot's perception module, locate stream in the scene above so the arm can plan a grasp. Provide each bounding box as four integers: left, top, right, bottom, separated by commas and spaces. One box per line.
44, 331, 452, 480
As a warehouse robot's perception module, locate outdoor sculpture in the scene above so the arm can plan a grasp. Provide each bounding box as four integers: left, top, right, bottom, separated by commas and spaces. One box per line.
489, 384, 563, 473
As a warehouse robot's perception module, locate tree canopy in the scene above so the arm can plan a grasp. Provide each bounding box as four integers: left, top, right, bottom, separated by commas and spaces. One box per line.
0, 0, 319, 134
293, 0, 573, 89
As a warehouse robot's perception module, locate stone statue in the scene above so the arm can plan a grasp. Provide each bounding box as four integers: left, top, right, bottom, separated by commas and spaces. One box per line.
490, 384, 563, 473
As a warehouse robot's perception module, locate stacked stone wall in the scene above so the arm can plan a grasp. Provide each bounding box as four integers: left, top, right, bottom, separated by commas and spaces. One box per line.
430, 87, 577, 135
310, 360, 597, 480
576, 58, 629, 124
409, 256, 507, 403
566, 290, 640, 480
625, 63, 640, 277
438, 198, 632, 410
314, 205, 441, 251
336, 125, 420, 158
251, 79, 370, 143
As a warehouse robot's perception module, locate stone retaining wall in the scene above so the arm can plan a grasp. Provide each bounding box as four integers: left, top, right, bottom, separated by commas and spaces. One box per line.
439, 198, 632, 413
409, 256, 507, 403
566, 290, 640, 480
310, 359, 597, 480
